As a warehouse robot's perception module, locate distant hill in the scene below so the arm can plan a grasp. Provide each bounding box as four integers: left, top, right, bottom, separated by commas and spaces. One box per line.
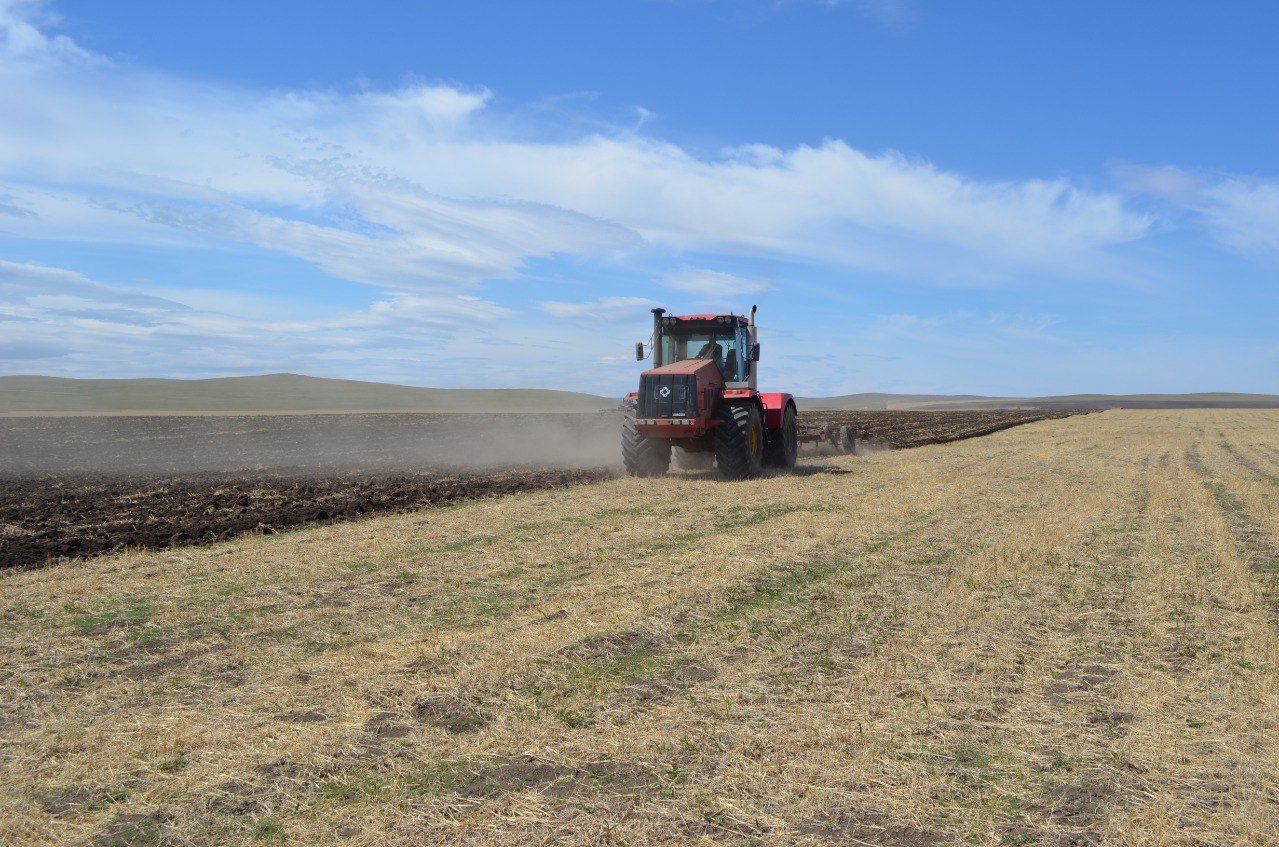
5, 375, 1274, 415
796, 393, 989, 410
799, 392, 1279, 410
0, 374, 616, 414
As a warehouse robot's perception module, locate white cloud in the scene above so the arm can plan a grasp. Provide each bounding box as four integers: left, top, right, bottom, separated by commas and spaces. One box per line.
0, 258, 512, 378
843, 0, 917, 32
538, 295, 659, 321
866, 310, 1064, 347
658, 267, 772, 299
0, 0, 93, 64
1115, 163, 1279, 257
1200, 179, 1279, 255
1110, 163, 1203, 204
0, 2, 1152, 301
1, 3, 1210, 392
986, 312, 1063, 345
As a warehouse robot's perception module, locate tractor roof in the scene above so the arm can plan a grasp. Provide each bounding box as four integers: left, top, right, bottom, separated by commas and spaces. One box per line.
662, 313, 747, 326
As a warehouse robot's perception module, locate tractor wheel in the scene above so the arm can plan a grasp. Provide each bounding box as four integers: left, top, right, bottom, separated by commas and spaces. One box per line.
674, 447, 715, 471
713, 403, 764, 480
764, 404, 798, 469
622, 414, 671, 476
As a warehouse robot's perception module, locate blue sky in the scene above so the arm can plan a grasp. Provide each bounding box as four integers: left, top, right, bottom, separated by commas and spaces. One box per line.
1, 0, 1277, 396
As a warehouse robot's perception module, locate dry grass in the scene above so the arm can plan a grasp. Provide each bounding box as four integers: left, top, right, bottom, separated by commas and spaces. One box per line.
2, 410, 1279, 846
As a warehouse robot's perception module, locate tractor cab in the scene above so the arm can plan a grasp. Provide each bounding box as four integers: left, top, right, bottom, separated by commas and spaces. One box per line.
640, 311, 760, 389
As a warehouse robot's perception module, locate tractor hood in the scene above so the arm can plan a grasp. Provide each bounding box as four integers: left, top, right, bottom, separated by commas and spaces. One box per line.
642, 358, 723, 380
635, 358, 723, 420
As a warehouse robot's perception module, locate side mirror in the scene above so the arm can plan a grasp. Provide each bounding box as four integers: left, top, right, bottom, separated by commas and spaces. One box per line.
750, 343, 761, 362
635, 342, 645, 361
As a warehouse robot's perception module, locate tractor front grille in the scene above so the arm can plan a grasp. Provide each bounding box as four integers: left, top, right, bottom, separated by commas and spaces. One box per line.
638, 373, 698, 419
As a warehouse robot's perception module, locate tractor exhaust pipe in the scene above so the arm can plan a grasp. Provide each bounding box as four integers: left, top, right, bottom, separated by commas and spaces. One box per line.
749, 304, 757, 326
651, 307, 666, 367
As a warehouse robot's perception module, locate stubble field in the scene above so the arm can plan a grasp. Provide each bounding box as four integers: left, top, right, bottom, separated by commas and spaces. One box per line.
2, 410, 1279, 846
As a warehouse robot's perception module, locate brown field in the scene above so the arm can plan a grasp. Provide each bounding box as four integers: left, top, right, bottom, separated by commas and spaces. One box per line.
1, 411, 1078, 569
2, 410, 1278, 845
0, 412, 620, 569
0, 469, 613, 570
799, 409, 1089, 449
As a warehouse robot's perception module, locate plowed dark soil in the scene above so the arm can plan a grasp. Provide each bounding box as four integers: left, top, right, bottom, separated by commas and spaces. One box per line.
0, 412, 624, 568
800, 409, 1089, 449
0, 409, 1089, 568
0, 468, 610, 569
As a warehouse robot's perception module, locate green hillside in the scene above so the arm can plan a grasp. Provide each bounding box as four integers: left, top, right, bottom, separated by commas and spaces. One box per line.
0, 374, 616, 414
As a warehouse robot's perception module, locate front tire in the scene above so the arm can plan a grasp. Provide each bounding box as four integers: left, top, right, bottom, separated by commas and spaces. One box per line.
713, 403, 764, 480
764, 404, 798, 469
622, 414, 671, 476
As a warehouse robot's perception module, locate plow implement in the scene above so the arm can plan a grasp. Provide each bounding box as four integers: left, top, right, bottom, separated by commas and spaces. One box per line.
797, 420, 871, 453
795, 409, 1094, 452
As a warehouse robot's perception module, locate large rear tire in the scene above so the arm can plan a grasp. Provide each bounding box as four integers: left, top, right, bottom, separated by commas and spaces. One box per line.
622, 414, 671, 476
713, 403, 764, 480
764, 404, 798, 469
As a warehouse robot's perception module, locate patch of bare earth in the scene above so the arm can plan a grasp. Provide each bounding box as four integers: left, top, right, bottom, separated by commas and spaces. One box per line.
2, 411, 1278, 845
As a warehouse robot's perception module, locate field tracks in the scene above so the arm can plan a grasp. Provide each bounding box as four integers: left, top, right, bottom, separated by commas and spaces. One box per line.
1114, 420, 1279, 845
255, 424, 1120, 844
1182, 417, 1279, 627
4, 411, 1279, 845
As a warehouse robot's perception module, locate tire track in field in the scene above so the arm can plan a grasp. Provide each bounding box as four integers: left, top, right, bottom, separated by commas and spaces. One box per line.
368, 423, 1143, 845
1185, 436, 1279, 627
2, 437, 1069, 847
24, 413, 1277, 847
49, 422, 1097, 846
1105, 424, 1279, 846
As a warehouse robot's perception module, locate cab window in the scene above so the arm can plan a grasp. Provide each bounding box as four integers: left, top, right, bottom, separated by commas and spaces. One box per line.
660, 329, 745, 381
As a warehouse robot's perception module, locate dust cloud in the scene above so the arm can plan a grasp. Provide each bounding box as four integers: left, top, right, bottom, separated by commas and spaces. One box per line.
0, 412, 625, 477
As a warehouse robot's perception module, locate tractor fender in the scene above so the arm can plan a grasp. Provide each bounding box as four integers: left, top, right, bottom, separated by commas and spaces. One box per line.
758, 393, 795, 431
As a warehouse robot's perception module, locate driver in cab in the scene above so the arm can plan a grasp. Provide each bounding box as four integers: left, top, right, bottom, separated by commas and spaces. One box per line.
696, 339, 723, 362
696, 338, 734, 378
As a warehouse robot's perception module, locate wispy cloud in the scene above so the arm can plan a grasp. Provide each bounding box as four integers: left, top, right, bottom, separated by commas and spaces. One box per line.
0, 0, 94, 63
839, 0, 917, 32
1114, 163, 1279, 256
0, 1, 1197, 391
658, 267, 772, 299
538, 295, 660, 322
0, 2, 1151, 298
0, 258, 512, 378
866, 310, 1064, 347
1200, 179, 1279, 255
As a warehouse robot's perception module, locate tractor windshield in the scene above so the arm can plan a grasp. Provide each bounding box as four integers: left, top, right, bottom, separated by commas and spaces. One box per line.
660, 329, 745, 381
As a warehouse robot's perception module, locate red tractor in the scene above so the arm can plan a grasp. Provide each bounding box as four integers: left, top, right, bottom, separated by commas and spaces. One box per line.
621, 305, 798, 479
